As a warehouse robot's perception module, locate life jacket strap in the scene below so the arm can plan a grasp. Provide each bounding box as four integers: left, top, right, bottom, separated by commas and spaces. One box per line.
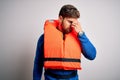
44, 58, 81, 62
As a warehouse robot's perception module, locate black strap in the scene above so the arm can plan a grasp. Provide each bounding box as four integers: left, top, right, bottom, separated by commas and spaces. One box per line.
44, 58, 81, 62
45, 69, 77, 79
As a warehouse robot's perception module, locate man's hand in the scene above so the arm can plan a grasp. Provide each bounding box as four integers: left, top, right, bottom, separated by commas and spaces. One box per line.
71, 21, 83, 33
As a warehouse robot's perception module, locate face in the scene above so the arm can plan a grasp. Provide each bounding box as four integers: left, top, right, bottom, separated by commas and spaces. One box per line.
59, 16, 78, 34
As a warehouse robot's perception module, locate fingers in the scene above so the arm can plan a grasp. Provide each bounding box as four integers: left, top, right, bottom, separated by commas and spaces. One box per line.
70, 21, 82, 33
71, 23, 78, 31
71, 21, 79, 28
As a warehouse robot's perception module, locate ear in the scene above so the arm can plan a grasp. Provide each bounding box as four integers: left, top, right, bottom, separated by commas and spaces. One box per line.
58, 16, 63, 23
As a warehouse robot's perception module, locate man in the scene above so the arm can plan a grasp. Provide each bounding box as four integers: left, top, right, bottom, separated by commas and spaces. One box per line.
33, 4, 96, 80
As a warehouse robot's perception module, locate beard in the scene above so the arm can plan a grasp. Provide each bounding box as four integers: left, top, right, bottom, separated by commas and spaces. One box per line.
62, 27, 72, 34
61, 22, 72, 34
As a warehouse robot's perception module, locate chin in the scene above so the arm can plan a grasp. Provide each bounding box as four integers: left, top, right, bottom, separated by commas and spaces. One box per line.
64, 28, 72, 34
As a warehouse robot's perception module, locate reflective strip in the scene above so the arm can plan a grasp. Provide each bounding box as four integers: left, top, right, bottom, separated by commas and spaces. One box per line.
44, 58, 81, 62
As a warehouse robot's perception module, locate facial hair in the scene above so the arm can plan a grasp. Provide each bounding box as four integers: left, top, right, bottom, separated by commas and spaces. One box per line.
61, 21, 72, 34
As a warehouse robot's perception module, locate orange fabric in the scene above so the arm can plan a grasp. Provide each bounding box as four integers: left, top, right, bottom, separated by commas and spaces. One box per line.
44, 20, 82, 70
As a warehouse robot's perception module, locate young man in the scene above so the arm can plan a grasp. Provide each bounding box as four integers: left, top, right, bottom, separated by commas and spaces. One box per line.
33, 4, 96, 80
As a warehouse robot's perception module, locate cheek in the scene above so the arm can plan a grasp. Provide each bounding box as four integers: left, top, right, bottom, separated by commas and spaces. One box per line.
65, 22, 71, 28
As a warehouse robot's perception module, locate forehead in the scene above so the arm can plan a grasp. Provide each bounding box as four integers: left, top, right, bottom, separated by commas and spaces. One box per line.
65, 17, 78, 22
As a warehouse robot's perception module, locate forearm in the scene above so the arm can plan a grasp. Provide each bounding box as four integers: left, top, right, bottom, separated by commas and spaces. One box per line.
33, 62, 43, 80
78, 32, 96, 60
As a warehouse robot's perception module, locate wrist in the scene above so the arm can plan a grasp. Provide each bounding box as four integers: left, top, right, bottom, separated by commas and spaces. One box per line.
78, 31, 84, 36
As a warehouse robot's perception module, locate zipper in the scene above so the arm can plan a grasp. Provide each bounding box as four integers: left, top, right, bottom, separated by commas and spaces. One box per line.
62, 33, 65, 67
63, 33, 65, 57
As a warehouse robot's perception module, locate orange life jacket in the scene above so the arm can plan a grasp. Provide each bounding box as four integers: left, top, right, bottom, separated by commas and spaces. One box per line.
44, 20, 82, 70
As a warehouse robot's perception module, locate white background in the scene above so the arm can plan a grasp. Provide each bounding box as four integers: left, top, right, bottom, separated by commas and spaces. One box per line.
0, 0, 120, 80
